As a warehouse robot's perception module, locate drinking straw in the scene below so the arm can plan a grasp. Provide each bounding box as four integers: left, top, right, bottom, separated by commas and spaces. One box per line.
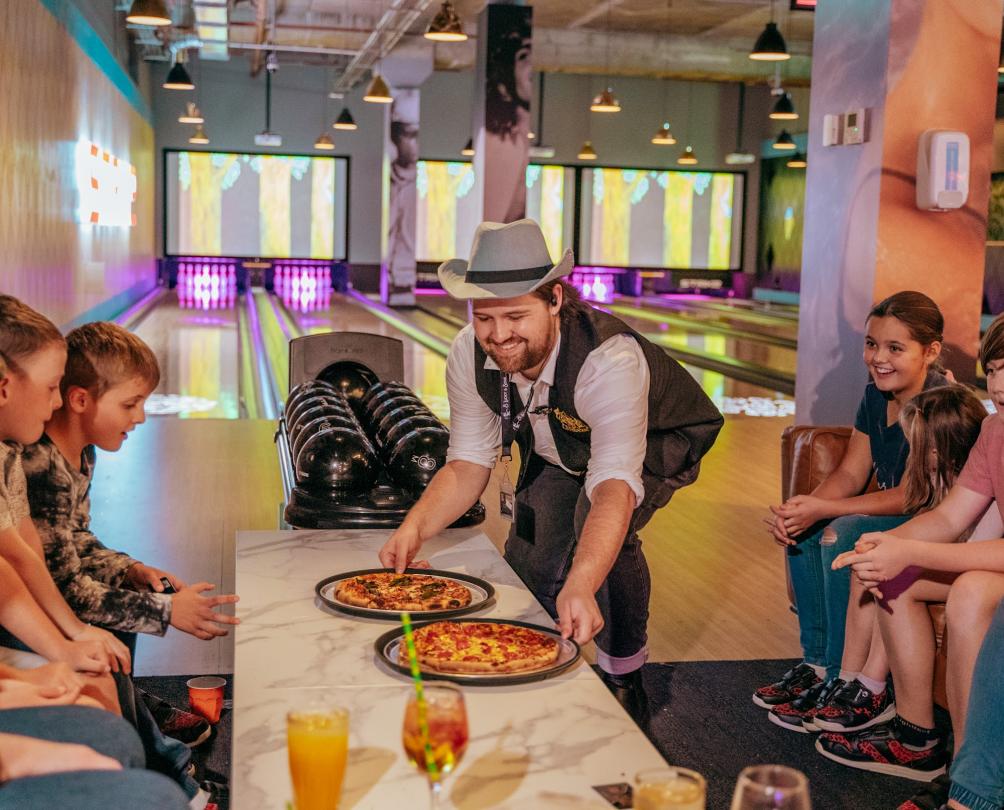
400, 612, 440, 781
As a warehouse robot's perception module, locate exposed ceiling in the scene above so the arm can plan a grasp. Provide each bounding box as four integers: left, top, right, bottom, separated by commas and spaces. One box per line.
129, 0, 814, 86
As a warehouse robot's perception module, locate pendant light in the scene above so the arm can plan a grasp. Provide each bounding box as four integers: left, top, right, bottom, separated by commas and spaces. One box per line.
651, 123, 676, 145
364, 73, 393, 103
770, 91, 798, 120
461, 138, 474, 157
577, 141, 598, 160
178, 102, 204, 124
315, 72, 335, 151
333, 108, 357, 130
590, 3, 620, 113
749, 0, 790, 61
425, 1, 467, 42
773, 129, 797, 150
786, 153, 807, 168
164, 52, 194, 90
314, 134, 335, 150
725, 83, 756, 165
126, 0, 171, 26
677, 145, 698, 165
189, 125, 209, 145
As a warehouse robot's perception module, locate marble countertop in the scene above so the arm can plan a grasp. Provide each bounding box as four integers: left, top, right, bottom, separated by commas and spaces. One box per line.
233, 527, 668, 809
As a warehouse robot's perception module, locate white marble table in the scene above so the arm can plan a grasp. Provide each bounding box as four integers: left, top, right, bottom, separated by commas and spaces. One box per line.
233, 527, 668, 809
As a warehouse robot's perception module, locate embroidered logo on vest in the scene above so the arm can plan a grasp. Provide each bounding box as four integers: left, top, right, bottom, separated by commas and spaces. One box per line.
552, 408, 590, 433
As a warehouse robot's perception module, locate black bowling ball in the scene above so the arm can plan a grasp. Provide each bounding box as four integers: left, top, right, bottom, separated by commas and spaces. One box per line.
286, 380, 338, 414
289, 402, 357, 446
318, 361, 379, 403
287, 398, 352, 438
286, 392, 348, 428
374, 403, 435, 438
296, 426, 379, 493
385, 426, 450, 493
368, 393, 427, 427
381, 415, 446, 453
364, 388, 421, 422
292, 414, 361, 465
358, 380, 411, 411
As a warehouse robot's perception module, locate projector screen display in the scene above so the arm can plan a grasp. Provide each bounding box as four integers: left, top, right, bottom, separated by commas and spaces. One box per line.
165, 151, 348, 259
579, 168, 744, 270
415, 160, 574, 262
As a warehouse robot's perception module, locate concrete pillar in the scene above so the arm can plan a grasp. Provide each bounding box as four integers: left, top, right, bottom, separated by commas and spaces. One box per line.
796, 0, 1001, 423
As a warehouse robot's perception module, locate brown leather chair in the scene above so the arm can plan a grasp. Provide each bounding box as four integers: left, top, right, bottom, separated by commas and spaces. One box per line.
781, 424, 948, 708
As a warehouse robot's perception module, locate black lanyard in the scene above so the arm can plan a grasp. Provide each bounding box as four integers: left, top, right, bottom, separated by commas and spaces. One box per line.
500, 373, 537, 462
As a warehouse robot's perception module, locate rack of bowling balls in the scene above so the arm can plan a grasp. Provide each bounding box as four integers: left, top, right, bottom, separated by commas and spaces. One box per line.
281, 379, 485, 529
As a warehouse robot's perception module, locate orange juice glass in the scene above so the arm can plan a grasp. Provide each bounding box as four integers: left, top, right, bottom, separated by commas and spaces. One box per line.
287, 706, 349, 810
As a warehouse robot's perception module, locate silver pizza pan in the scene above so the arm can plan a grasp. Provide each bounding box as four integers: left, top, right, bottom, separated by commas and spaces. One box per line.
315, 568, 495, 620
373, 618, 581, 686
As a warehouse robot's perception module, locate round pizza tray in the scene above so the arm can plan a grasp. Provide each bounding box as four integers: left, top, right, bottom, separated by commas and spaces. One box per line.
315, 568, 495, 620
373, 617, 581, 686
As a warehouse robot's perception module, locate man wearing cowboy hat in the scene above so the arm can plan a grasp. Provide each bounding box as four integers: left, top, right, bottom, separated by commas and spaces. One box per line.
379, 219, 723, 717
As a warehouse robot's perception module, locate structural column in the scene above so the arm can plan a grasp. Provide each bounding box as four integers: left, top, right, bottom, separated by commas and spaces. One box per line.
796, 0, 1001, 422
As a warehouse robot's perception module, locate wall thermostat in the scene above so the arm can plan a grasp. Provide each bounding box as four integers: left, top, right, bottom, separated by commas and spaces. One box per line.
916, 130, 969, 211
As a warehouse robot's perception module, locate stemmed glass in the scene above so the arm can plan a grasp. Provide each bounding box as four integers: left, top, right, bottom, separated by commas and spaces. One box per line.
730, 765, 812, 810
402, 682, 469, 809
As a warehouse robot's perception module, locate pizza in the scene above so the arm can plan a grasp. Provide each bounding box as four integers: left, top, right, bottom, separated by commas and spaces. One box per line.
334, 572, 473, 611
412, 621, 559, 674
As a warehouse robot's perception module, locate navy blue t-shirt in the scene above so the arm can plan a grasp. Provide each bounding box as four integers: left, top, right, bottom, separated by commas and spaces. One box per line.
853, 370, 948, 490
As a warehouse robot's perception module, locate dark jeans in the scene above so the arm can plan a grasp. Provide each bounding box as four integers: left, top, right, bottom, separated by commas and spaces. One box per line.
0, 706, 188, 809
504, 454, 686, 670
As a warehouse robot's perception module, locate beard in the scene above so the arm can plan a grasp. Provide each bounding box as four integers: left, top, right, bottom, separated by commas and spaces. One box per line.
483, 323, 556, 375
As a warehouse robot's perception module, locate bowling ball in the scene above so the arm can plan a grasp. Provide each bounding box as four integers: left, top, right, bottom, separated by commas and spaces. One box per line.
286, 380, 338, 413
318, 361, 379, 403
292, 414, 361, 465
363, 388, 421, 422
384, 426, 450, 493
289, 402, 357, 448
358, 380, 411, 411
296, 426, 379, 493
374, 403, 435, 439
287, 396, 352, 435
367, 392, 427, 427
381, 415, 447, 453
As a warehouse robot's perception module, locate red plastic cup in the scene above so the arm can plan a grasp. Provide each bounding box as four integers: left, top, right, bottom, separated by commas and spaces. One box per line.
187, 676, 226, 724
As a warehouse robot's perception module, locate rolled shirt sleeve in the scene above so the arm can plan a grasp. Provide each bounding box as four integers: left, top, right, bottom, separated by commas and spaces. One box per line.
574, 335, 649, 506
444, 325, 501, 470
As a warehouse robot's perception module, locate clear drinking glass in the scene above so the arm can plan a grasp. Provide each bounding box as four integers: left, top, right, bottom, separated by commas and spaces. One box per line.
402, 683, 469, 809
634, 766, 706, 809
287, 706, 349, 810
730, 764, 811, 810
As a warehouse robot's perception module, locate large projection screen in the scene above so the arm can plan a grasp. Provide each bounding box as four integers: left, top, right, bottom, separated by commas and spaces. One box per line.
165, 151, 348, 260
578, 168, 744, 270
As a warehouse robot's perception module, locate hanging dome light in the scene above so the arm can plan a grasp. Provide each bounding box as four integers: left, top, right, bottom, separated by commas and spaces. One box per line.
178, 102, 204, 124
749, 21, 790, 61
651, 122, 676, 145
126, 0, 171, 26
163, 57, 195, 90
786, 153, 807, 168
677, 145, 698, 165
590, 88, 621, 113
424, 1, 467, 42
461, 138, 475, 157
769, 92, 798, 120
333, 108, 358, 131
363, 72, 393, 103
314, 133, 335, 151
188, 125, 209, 145
577, 141, 598, 160
773, 129, 797, 150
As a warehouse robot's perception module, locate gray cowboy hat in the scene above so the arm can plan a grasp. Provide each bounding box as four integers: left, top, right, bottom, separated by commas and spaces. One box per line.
437, 219, 574, 300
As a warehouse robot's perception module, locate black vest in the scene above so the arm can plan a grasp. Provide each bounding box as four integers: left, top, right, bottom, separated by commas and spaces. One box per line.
473, 308, 724, 488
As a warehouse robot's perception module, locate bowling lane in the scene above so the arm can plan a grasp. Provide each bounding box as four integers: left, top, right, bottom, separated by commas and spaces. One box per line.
621, 295, 799, 339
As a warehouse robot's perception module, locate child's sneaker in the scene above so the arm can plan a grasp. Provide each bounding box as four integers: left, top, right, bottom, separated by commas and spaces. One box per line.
752, 663, 821, 709
768, 677, 845, 733
154, 704, 212, 748
897, 773, 951, 809
815, 718, 947, 780
813, 679, 896, 732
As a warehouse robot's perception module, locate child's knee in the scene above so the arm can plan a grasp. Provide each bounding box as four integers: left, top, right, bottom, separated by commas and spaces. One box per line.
946, 572, 1004, 629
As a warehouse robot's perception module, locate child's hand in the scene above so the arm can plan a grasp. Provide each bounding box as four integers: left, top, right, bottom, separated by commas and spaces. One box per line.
0, 734, 121, 781
763, 512, 794, 546
0, 677, 80, 709
75, 625, 131, 674
53, 639, 109, 675
17, 662, 84, 697
127, 562, 185, 592
831, 533, 912, 598
170, 583, 241, 641
770, 495, 830, 537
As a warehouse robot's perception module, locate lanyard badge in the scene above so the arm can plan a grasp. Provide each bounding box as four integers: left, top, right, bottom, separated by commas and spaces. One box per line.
498, 373, 534, 522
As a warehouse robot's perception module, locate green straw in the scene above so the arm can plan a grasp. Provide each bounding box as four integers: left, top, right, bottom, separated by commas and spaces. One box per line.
400, 612, 440, 782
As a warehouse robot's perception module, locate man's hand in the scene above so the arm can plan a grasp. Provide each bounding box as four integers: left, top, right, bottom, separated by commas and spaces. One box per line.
0, 678, 80, 710
378, 524, 428, 573
127, 562, 185, 593
555, 575, 604, 645
770, 495, 830, 538
832, 533, 912, 598
17, 662, 83, 696
75, 625, 131, 674
0, 734, 121, 782
170, 584, 240, 640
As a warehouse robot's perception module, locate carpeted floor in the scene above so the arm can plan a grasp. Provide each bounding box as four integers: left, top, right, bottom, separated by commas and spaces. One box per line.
138, 661, 936, 810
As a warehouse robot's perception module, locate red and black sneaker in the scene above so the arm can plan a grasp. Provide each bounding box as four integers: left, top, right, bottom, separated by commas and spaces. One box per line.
897, 773, 951, 809
815, 719, 947, 781
768, 677, 845, 734
752, 663, 821, 709
813, 679, 896, 732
